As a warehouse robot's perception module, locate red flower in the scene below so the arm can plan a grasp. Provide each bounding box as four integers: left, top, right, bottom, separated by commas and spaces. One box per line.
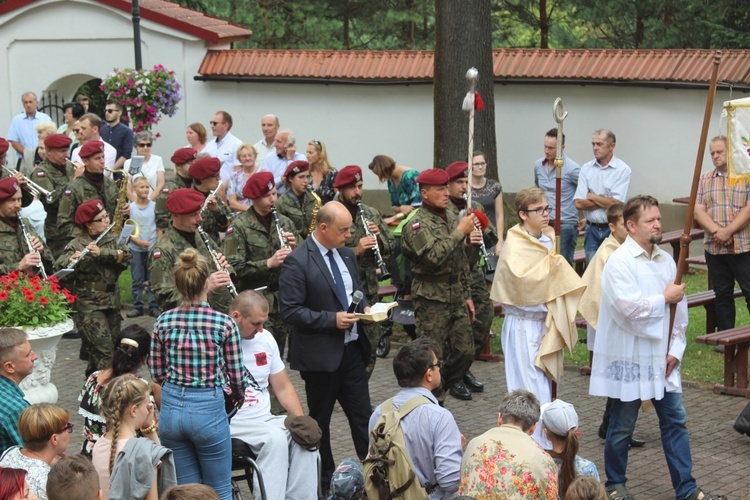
8, 270, 20, 280
33, 284, 42, 292
0, 292, 8, 301
25, 293, 34, 303
50, 283, 60, 293
39, 296, 49, 305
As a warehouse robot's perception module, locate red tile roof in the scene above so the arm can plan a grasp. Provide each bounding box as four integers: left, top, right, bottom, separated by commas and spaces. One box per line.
0, 0, 252, 44
196, 49, 750, 87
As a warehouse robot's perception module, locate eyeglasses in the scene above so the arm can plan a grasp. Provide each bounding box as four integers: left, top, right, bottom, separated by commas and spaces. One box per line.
104, 109, 119, 114
73, 129, 81, 133
525, 206, 551, 215
92, 215, 110, 222
137, 143, 152, 147
209, 121, 222, 126
312, 140, 321, 146
58, 422, 74, 434
429, 360, 444, 370
472, 162, 487, 167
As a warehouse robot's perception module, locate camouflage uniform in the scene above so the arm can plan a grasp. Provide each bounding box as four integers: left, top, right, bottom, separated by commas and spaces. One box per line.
154, 175, 192, 233
448, 200, 499, 357
343, 202, 395, 378
0, 217, 54, 276
149, 225, 234, 314
57, 175, 119, 239
224, 209, 299, 357
29, 159, 77, 258
275, 189, 319, 240
196, 188, 232, 243
56, 232, 131, 375
401, 206, 473, 399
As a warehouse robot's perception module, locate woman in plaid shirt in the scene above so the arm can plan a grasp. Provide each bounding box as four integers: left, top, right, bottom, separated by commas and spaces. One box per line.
150, 248, 248, 500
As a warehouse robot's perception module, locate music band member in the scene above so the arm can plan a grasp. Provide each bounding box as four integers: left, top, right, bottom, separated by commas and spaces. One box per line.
0, 177, 52, 276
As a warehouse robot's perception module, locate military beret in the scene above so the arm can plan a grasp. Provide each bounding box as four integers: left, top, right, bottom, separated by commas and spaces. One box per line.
0, 177, 20, 202
165, 188, 205, 215
446, 161, 469, 181
0, 137, 9, 155
283, 160, 309, 179
332, 165, 363, 188
44, 134, 72, 149
243, 171, 275, 199
171, 147, 197, 165
74, 199, 105, 226
284, 415, 322, 451
416, 168, 449, 186
79, 141, 105, 158
188, 157, 221, 180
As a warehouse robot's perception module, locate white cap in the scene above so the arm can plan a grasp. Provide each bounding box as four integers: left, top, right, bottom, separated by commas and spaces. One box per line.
540, 399, 578, 436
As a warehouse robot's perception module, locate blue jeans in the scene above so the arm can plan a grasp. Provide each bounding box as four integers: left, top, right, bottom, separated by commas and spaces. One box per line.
553, 222, 579, 266
160, 383, 233, 500
605, 392, 697, 499
131, 250, 157, 311
584, 224, 611, 264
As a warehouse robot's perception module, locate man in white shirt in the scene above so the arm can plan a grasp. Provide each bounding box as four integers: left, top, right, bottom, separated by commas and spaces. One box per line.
229, 290, 319, 500
253, 114, 279, 170
203, 110, 243, 183
262, 129, 306, 193
70, 114, 117, 173
7, 92, 53, 174
589, 195, 724, 500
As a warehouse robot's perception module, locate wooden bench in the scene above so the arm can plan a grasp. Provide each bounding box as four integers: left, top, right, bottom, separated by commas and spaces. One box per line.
696, 326, 750, 397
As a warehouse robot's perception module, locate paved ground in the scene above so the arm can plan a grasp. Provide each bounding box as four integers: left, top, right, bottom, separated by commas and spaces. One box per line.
50, 313, 749, 499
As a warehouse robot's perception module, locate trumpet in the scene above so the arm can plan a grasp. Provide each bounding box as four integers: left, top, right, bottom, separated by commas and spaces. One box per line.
271, 207, 291, 250
462, 193, 495, 274
197, 224, 238, 297
67, 221, 116, 269
2, 165, 54, 204
18, 217, 47, 280
356, 199, 390, 281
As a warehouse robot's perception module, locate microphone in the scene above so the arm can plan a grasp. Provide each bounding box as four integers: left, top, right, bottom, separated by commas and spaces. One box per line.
347, 290, 364, 314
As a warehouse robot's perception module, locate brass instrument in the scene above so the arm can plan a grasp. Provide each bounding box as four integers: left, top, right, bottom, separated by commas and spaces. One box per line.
18, 217, 47, 280
67, 222, 116, 269
103, 167, 140, 238
197, 224, 238, 297
356, 199, 390, 281
307, 187, 322, 236
200, 181, 223, 215
2, 165, 54, 204
463, 193, 495, 274
271, 207, 291, 250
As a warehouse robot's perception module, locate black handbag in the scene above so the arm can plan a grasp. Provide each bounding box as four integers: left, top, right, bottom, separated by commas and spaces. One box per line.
733, 401, 750, 436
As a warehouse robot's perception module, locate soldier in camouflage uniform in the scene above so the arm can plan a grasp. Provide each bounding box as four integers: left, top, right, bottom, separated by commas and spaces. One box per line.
188, 156, 231, 243
55, 200, 131, 375
401, 168, 478, 402
149, 188, 235, 313
275, 160, 320, 240
57, 141, 121, 239
30, 134, 82, 258
154, 148, 196, 233
335, 165, 395, 378
0, 177, 53, 276
224, 171, 298, 358
446, 161, 499, 394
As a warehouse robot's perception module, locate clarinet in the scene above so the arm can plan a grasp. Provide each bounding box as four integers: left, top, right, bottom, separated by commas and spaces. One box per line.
356, 199, 390, 281
67, 222, 116, 269
271, 207, 291, 250
18, 218, 47, 280
200, 181, 223, 215
197, 225, 238, 297
462, 193, 495, 273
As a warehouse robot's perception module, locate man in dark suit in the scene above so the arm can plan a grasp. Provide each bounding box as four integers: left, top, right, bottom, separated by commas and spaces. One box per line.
279, 201, 372, 491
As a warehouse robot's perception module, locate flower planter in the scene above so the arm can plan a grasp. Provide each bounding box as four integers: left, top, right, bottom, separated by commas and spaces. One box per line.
18, 318, 74, 404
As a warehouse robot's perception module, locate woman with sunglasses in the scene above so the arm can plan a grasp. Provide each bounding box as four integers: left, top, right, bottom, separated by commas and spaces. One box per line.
305, 139, 338, 204
125, 131, 165, 202
0, 404, 72, 500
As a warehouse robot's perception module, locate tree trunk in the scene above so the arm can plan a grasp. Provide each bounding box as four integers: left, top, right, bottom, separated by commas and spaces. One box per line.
539, 0, 549, 49
434, 0, 497, 181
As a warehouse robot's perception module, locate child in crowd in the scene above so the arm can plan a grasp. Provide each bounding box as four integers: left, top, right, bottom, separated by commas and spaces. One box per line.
565, 476, 607, 500
127, 176, 160, 318
160, 484, 220, 500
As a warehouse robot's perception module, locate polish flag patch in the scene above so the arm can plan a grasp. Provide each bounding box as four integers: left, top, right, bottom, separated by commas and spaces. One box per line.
226, 227, 233, 235
153, 251, 161, 259
64, 190, 71, 196
411, 222, 420, 230
162, 188, 169, 193
36, 172, 45, 177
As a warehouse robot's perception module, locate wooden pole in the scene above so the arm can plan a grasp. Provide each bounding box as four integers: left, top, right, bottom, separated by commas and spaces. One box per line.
464, 68, 479, 206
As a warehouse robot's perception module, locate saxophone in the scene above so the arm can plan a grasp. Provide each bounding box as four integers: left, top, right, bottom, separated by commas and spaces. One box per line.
307, 187, 322, 236
104, 167, 139, 238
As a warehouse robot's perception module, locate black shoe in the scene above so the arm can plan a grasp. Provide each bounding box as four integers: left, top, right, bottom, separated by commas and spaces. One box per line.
629, 436, 646, 448
449, 382, 472, 400
126, 308, 143, 318
79, 345, 90, 361
149, 308, 162, 317
62, 329, 81, 339
463, 371, 484, 392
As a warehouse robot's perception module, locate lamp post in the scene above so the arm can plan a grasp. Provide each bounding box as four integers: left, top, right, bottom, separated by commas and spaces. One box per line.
132, 0, 143, 70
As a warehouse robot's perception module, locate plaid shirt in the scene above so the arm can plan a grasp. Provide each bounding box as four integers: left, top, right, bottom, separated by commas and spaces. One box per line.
150, 302, 249, 397
0, 375, 28, 454
696, 168, 750, 255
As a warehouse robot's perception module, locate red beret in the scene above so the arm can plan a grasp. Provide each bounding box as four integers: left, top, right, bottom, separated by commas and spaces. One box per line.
79, 141, 105, 158
243, 171, 275, 199
171, 147, 197, 165
416, 168, 449, 186
446, 161, 469, 181
188, 157, 221, 180
332, 165, 363, 188
0, 177, 20, 202
283, 161, 309, 179
44, 134, 72, 149
74, 199, 105, 226
165, 188, 205, 215
0, 138, 9, 155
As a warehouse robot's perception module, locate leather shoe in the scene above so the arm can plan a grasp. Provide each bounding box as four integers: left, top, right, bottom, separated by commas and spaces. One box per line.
449, 382, 472, 400
629, 436, 646, 448
149, 308, 162, 317
79, 345, 90, 361
62, 329, 81, 339
126, 308, 143, 318
463, 371, 484, 392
